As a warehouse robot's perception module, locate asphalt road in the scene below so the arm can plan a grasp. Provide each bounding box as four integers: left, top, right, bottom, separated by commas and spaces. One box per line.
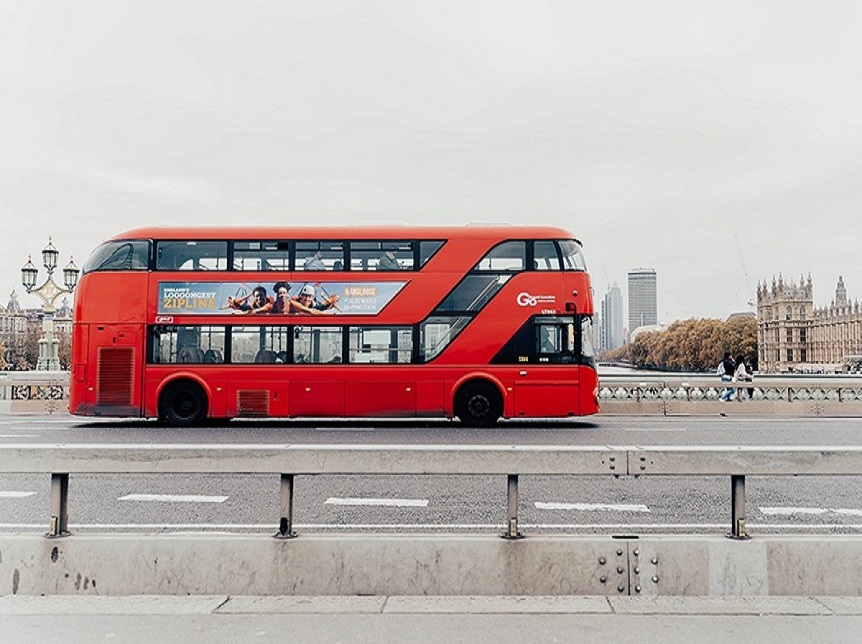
2, 413, 862, 537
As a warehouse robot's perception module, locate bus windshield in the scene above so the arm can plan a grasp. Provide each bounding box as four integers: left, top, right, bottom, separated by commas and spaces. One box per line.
82, 240, 150, 274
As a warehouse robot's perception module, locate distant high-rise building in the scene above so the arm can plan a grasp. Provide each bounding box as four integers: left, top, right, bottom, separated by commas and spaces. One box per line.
600, 284, 624, 351
628, 268, 657, 337
592, 307, 602, 352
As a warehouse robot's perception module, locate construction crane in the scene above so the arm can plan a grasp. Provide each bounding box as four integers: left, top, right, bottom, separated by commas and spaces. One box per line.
735, 234, 754, 308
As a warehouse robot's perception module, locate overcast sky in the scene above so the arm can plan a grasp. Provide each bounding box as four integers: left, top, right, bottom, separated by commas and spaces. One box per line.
2, 1, 861, 322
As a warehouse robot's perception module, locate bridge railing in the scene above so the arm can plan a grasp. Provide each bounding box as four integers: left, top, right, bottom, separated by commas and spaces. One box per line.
0, 371, 70, 413
4, 371, 862, 416
598, 374, 862, 415
3, 443, 862, 541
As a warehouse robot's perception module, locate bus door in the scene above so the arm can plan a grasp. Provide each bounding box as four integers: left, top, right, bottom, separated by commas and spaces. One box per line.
513, 317, 580, 418
346, 374, 416, 417
288, 326, 345, 417
90, 323, 144, 417
289, 379, 345, 416
344, 327, 416, 417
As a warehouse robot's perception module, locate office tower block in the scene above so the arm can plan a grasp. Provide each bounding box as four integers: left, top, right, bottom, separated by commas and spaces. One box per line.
628, 268, 657, 338
601, 284, 624, 351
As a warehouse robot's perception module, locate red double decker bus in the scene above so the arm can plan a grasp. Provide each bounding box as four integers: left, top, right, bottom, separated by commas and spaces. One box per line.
70, 226, 598, 425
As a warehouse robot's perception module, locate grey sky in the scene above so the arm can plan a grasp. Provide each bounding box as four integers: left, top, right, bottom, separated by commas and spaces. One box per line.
3, 1, 861, 321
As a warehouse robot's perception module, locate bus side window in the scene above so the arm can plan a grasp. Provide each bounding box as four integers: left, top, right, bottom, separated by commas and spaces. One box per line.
537, 325, 560, 354
349, 241, 415, 271
534, 241, 561, 270
295, 241, 345, 271
233, 241, 290, 271
156, 241, 228, 271
475, 241, 525, 271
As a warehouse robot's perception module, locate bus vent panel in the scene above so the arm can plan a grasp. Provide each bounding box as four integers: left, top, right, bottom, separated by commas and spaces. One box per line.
237, 390, 270, 417
96, 347, 135, 406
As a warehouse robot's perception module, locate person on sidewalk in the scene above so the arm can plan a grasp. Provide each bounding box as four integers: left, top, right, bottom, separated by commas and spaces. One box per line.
717, 352, 735, 401
733, 356, 753, 401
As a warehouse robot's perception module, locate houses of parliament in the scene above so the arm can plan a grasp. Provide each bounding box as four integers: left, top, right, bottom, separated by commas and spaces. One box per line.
757, 274, 862, 373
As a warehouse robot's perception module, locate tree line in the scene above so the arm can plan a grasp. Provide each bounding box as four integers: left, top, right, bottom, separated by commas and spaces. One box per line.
601, 317, 758, 372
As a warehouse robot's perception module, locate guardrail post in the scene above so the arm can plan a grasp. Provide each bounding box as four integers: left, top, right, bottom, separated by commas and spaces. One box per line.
47, 473, 69, 538
501, 474, 523, 539
275, 474, 297, 539
728, 474, 750, 540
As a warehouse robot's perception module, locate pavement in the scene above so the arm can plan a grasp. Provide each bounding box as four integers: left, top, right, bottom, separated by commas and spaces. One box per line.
2, 595, 862, 643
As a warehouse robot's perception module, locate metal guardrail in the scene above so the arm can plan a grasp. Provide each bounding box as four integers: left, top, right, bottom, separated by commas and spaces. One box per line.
3, 443, 862, 541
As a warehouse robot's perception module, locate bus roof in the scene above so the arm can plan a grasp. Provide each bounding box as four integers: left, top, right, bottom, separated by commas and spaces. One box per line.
110, 225, 581, 243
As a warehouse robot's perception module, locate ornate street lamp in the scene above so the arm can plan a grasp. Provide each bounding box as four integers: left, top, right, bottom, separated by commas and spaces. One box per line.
63, 259, 80, 291
20, 237, 78, 371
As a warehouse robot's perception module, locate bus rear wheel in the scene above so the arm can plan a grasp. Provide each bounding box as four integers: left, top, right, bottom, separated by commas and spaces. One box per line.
159, 381, 208, 426
455, 382, 502, 427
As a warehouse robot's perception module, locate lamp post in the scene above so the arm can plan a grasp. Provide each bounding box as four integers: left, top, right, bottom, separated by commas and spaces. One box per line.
21, 238, 79, 371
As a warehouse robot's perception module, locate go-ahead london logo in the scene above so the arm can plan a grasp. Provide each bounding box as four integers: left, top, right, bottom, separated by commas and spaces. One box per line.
516, 292, 556, 307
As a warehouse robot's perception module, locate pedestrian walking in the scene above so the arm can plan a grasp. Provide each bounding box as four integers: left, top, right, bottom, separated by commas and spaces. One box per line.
717, 352, 735, 401
733, 356, 752, 401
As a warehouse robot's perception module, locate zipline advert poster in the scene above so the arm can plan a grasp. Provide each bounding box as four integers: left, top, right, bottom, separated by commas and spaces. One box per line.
157, 281, 407, 315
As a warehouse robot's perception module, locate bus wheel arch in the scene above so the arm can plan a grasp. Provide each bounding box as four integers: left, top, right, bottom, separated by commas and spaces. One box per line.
454, 378, 504, 427
158, 378, 209, 426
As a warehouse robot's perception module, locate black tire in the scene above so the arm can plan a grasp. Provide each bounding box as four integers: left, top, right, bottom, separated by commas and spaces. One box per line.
159, 380, 208, 426
455, 381, 502, 427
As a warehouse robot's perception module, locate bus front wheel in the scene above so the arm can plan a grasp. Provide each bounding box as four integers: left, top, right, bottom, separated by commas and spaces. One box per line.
159, 381, 208, 426
455, 382, 502, 427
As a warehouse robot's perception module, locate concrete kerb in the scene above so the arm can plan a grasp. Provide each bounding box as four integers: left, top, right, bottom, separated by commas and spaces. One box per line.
5, 534, 862, 597
6, 594, 862, 616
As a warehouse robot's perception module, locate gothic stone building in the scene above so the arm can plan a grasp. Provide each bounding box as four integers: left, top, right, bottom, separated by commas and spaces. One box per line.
0, 290, 72, 369
757, 275, 862, 373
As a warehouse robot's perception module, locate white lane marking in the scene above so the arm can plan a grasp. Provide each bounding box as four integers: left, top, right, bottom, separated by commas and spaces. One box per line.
833, 509, 862, 517
119, 494, 228, 503
760, 507, 862, 517
624, 428, 687, 432
536, 502, 650, 513
0, 434, 37, 438
0, 491, 37, 498
325, 497, 429, 507
759, 507, 828, 516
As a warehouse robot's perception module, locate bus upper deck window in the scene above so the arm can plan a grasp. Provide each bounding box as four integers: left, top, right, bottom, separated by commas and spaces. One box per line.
233, 241, 290, 271
156, 241, 228, 271
475, 241, 525, 271
534, 241, 561, 270
295, 241, 345, 271
350, 241, 415, 271
557, 240, 586, 271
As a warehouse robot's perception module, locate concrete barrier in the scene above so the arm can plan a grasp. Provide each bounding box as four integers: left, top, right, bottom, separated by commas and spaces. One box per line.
4, 534, 862, 597
5, 444, 862, 596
